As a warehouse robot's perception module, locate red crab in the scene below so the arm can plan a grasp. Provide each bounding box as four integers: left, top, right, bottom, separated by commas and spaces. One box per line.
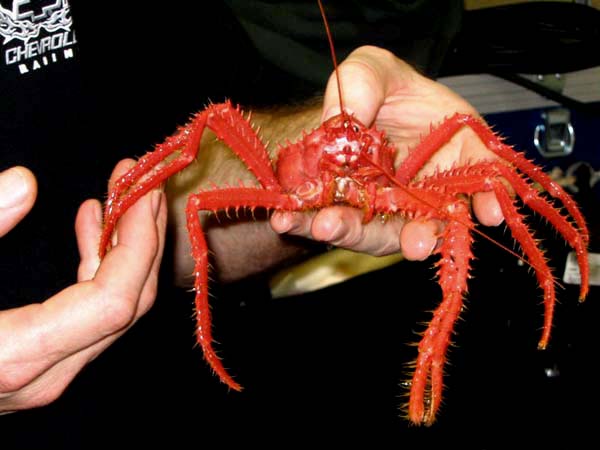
99, 99, 589, 425
99, 1, 589, 427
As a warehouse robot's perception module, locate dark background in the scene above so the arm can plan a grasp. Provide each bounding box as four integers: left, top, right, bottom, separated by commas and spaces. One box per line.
2, 1, 599, 447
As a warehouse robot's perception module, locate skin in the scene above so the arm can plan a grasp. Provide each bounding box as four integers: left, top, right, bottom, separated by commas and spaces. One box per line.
0, 162, 166, 413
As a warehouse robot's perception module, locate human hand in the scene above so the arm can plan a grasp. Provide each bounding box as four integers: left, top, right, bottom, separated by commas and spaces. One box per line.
0, 161, 166, 413
270, 45, 503, 260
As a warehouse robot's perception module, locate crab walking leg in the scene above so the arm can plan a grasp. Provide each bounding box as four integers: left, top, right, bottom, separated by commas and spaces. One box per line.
417, 163, 588, 300
186, 187, 300, 391
394, 114, 480, 184
395, 114, 589, 247
494, 164, 589, 300
104, 124, 197, 213
467, 117, 590, 247
205, 102, 281, 191
420, 164, 585, 347
491, 182, 558, 350
100, 101, 280, 257
408, 201, 474, 425
374, 185, 476, 424
100, 114, 206, 256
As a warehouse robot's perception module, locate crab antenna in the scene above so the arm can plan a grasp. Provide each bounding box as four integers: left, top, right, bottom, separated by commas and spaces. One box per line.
318, 0, 345, 114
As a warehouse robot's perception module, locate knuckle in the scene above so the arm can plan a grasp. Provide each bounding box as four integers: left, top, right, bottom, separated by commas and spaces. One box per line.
98, 291, 139, 333
334, 226, 363, 250
352, 45, 399, 71
352, 45, 394, 61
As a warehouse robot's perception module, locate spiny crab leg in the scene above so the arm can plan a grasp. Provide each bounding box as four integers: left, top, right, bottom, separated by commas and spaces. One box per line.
407, 200, 474, 425
101, 103, 289, 391
490, 183, 556, 347
100, 101, 278, 258
418, 163, 588, 301
379, 156, 588, 424
186, 187, 300, 390
493, 164, 589, 300
373, 185, 475, 425
419, 163, 588, 345
100, 114, 206, 257
395, 113, 589, 247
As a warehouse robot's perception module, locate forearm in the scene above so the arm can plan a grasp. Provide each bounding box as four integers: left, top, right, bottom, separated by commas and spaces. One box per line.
166, 100, 323, 286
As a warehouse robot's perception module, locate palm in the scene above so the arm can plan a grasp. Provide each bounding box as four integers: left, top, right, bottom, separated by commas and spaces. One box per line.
373, 83, 494, 179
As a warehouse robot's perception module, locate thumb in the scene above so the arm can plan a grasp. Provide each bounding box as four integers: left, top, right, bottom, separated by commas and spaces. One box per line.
322, 46, 408, 126
0, 166, 37, 237
321, 52, 385, 126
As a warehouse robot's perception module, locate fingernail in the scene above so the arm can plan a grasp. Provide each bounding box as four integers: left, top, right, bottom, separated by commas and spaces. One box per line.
0, 168, 29, 208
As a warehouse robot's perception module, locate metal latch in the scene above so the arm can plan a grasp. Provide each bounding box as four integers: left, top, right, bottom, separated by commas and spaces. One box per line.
533, 108, 575, 158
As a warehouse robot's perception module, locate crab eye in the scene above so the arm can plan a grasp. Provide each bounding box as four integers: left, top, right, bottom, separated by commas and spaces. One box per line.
352, 125, 360, 133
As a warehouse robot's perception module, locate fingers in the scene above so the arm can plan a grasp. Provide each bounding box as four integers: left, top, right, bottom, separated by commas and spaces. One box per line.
310, 207, 406, 255
472, 191, 504, 227
270, 210, 315, 236
0, 201, 166, 410
0, 184, 164, 381
135, 189, 167, 316
272, 207, 405, 256
75, 199, 103, 282
272, 201, 504, 263
94, 156, 167, 318
399, 193, 504, 262
399, 219, 444, 261
0, 166, 37, 237
46, 160, 164, 368
75, 158, 138, 282
93, 187, 163, 311
0, 170, 167, 411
